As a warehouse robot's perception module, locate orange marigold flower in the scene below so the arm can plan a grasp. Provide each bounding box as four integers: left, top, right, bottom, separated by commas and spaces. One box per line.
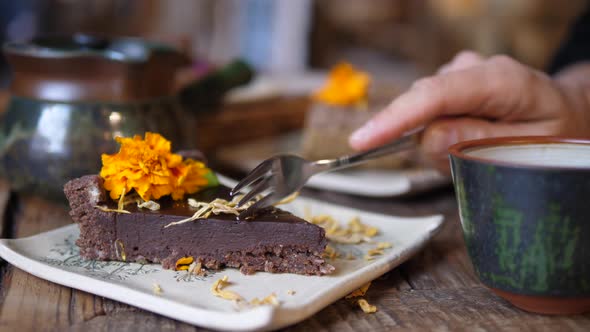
313, 62, 370, 106
100, 132, 213, 201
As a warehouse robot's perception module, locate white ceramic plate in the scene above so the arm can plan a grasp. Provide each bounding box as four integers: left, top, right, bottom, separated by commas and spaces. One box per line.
225, 72, 326, 103
305, 168, 448, 197
0, 176, 443, 331
216, 132, 450, 197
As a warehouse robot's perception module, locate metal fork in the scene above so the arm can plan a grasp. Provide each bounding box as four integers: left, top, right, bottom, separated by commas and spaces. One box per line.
230, 128, 422, 217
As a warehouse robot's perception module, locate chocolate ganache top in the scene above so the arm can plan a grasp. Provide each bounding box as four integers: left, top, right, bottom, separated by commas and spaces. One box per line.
107, 185, 327, 255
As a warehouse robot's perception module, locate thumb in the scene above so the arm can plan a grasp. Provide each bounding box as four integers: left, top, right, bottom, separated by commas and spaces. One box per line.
421, 117, 545, 172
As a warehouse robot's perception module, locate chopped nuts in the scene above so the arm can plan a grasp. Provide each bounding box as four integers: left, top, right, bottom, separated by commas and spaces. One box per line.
345, 282, 371, 299
323, 245, 340, 260
165, 195, 261, 228
152, 283, 162, 295
95, 205, 130, 214
95, 191, 147, 214
345, 283, 378, 314
249, 293, 279, 307
166, 190, 301, 228
309, 214, 378, 244
349, 217, 379, 238
357, 299, 377, 313
307, 212, 393, 262
117, 187, 127, 211
273, 191, 299, 205
210, 276, 280, 309
367, 248, 384, 256
114, 239, 126, 261
377, 242, 392, 249
211, 276, 245, 302
137, 200, 160, 211
175, 256, 194, 270
364, 242, 393, 261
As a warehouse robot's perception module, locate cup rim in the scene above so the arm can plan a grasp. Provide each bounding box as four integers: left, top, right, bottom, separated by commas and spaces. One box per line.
448, 136, 590, 170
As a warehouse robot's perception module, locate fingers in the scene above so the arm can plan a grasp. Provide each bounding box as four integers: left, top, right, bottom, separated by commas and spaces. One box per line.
420, 117, 557, 174
349, 55, 544, 150
437, 50, 484, 74
349, 66, 494, 150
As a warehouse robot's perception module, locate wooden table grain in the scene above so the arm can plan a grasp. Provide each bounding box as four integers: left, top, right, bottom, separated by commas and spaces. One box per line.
0, 179, 589, 331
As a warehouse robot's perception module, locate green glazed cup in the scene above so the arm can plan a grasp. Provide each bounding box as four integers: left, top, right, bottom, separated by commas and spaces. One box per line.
449, 137, 590, 314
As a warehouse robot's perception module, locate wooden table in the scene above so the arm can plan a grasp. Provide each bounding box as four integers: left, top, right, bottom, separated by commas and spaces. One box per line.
0, 179, 589, 331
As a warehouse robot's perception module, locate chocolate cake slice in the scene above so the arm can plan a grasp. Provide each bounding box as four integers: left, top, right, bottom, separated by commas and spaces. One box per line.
64, 175, 334, 275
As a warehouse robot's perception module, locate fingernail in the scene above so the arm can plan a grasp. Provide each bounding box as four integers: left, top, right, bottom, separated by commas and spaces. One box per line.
350, 121, 376, 147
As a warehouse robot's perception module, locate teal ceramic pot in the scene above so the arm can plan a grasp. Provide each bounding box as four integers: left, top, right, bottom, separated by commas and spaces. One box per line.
449, 137, 590, 314
0, 97, 188, 200
0, 34, 252, 201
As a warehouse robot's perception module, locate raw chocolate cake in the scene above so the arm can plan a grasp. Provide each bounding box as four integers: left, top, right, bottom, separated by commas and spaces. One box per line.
303, 65, 415, 169
64, 175, 334, 275
302, 99, 416, 169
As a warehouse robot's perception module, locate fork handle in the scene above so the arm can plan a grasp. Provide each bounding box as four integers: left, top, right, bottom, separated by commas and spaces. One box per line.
311, 128, 422, 173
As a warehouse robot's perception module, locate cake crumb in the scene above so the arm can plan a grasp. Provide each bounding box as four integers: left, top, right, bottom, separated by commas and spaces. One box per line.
287, 290, 296, 295
89, 186, 100, 202
152, 283, 162, 295
345, 282, 371, 299
189, 261, 207, 276
357, 299, 377, 313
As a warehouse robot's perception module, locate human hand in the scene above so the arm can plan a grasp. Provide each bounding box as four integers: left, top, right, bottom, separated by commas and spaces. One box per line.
349, 51, 590, 173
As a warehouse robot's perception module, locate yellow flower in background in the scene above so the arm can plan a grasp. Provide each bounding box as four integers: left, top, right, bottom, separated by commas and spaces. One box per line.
313, 62, 370, 107
100, 132, 213, 201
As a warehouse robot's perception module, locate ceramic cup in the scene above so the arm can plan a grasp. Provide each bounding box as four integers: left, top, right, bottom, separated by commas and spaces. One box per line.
449, 137, 590, 314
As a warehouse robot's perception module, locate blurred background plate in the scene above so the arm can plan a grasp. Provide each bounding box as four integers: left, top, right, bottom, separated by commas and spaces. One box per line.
224, 71, 327, 103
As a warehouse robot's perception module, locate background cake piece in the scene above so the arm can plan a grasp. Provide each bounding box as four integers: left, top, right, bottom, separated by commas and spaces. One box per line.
302, 81, 416, 169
